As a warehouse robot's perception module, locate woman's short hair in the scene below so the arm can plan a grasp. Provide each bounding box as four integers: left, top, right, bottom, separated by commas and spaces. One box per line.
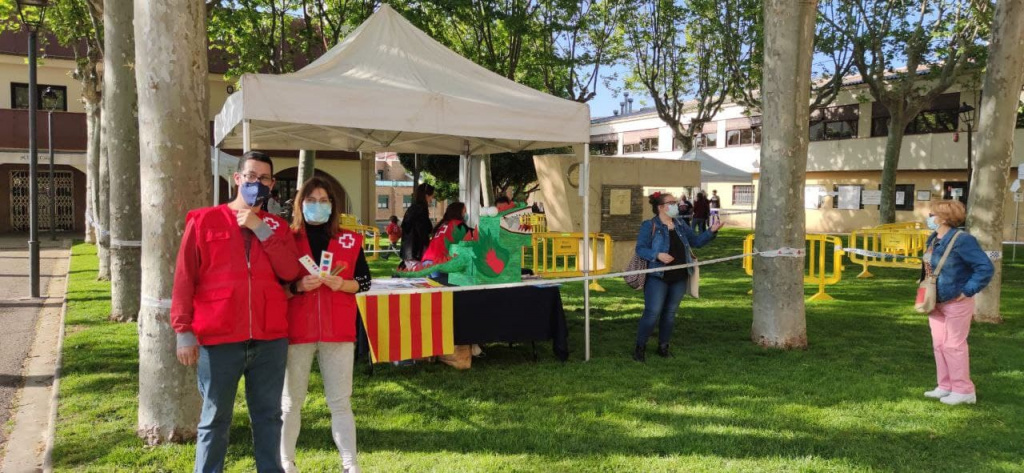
648, 192, 672, 215
932, 200, 966, 227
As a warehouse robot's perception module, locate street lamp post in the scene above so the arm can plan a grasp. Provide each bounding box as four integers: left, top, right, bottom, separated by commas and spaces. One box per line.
959, 102, 976, 204
15, 0, 50, 298
43, 87, 58, 241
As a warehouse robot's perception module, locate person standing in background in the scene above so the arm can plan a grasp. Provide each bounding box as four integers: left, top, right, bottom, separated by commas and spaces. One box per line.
692, 192, 711, 233
400, 183, 435, 270
383, 215, 402, 261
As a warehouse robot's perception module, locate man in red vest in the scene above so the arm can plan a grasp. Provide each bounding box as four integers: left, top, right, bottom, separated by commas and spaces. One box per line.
171, 151, 302, 472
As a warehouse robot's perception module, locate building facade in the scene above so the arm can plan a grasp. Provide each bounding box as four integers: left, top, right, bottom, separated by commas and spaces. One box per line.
590, 82, 1024, 239
0, 28, 369, 234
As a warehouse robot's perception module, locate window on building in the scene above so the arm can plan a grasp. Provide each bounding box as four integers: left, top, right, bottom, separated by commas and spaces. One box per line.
694, 132, 718, 149
589, 141, 617, 156
943, 181, 969, 205
11, 83, 69, 112
376, 170, 385, 180
590, 133, 618, 155
832, 184, 865, 210
724, 117, 761, 147
1016, 101, 1024, 128
810, 104, 859, 141
732, 185, 754, 206
726, 128, 761, 147
871, 93, 960, 137
623, 137, 658, 154
403, 195, 412, 209
894, 184, 915, 211
377, 195, 389, 209
622, 129, 659, 154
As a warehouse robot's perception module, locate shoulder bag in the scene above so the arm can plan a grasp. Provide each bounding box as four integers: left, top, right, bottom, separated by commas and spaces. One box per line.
915, 231, 961, 313
624, 220, 657, 290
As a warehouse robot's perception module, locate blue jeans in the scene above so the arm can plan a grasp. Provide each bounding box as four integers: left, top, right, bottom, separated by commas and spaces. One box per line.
195, 338, 288, 473
636, 275, 688, 346
692, 218, 708, 233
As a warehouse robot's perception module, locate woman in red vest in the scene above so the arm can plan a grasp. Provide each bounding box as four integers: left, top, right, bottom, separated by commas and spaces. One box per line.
280, 177, 370, 473
420, 202, 477, 266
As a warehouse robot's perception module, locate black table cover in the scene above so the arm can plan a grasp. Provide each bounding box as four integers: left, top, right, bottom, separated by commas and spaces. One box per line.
452, 285, 569, 361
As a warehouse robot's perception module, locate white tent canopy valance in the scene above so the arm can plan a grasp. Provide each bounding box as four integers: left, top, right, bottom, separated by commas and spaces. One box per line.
213, 5, 590, 155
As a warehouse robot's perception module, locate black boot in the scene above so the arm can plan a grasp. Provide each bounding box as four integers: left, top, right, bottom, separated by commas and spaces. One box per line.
632, 344, 646, 362
657, 343, 672, 358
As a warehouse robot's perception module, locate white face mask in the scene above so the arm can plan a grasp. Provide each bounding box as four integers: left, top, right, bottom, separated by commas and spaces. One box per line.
665, 205, 679, 218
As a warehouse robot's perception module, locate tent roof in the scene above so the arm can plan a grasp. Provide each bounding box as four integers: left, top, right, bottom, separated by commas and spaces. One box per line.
682, 149, 753, 183
214, 5, 590, 155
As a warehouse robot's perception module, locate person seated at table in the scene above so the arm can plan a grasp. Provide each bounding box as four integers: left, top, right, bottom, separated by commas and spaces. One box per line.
420, 202, 477, 267
281, 177, 371, 473
495, 195, 515, 212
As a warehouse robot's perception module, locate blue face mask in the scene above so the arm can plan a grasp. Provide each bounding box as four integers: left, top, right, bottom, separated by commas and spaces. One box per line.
302, 202, 332, 224
240, 181, 271, 207
926, 215, 940, 231
665, 205, 679, 218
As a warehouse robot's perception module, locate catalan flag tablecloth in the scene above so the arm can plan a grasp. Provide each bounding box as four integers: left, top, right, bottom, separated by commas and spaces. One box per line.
355, 292, 455, 363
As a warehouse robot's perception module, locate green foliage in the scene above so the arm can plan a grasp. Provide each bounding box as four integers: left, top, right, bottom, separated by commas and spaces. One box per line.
623, 0, 732, 153
52, 234, 1024, 471
207, 0, 376, 80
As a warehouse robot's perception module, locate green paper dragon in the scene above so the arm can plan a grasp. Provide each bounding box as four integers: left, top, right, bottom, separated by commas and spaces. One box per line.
397, 205, 535, 286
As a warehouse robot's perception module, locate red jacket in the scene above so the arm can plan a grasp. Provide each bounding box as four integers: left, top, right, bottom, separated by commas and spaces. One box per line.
171, 205, 302, 346
421, 219, 475, 263
286, 228, 364, 344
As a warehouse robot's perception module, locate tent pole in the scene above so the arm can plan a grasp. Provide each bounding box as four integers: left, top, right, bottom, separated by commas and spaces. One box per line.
581, 145, 591, 362
243, 120, 252, 152
212, 146, 220, 205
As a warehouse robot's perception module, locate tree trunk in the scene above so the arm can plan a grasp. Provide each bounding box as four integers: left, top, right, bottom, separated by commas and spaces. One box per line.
79, 47, 102, 245
878, 115, 907, 224
751, 0, 817, 349
84, 99, 101, 245
105, 0, 142, 323
966, 0, 1024, 324
297, 149, 316, 187
97, 103, 111, 281
134, 0, 208, 445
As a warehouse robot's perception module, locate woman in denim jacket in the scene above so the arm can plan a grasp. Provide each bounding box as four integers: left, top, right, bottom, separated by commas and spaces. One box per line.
921, 200, 993, 405
632, 192, 722, 362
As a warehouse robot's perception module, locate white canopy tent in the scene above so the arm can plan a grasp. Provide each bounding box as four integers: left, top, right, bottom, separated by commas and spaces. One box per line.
681, 149, 753, 184
212, 4, 597, 359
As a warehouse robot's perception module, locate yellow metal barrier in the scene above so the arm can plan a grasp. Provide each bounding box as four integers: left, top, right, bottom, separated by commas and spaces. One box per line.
846, 228, 930, 278
520, 213, 547, 233
338, 214, 383, 261
526, 232, 613, 291
874, 222, 926, 231
742, 234, 844, 301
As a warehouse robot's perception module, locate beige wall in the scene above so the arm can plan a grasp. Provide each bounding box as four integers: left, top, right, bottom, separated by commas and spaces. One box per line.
534, 153, 701, 270
0, 56, 84, 112
271, 157, 364, 216
0, 55, 238, 118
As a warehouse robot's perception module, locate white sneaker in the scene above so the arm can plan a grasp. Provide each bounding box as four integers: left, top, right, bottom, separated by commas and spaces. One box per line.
940, 392, 976, 405
924, 388, 952, 399
283, 460, 300, 473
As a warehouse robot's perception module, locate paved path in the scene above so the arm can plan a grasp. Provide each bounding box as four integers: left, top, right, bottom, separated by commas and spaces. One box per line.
0, 236, 71, 466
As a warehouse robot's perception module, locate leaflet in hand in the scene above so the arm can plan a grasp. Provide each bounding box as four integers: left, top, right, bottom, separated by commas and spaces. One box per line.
319, 251, 334, 278
299, 255, 320, 276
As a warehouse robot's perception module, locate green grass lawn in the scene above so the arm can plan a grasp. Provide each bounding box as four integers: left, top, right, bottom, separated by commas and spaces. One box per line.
53, 230, 1024, 472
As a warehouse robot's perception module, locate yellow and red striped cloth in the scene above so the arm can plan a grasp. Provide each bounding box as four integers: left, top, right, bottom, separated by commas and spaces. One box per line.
355, 292, 455, 363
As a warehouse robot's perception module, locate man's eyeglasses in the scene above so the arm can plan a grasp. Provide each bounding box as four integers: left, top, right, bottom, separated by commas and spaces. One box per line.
240, 172, 274, 185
